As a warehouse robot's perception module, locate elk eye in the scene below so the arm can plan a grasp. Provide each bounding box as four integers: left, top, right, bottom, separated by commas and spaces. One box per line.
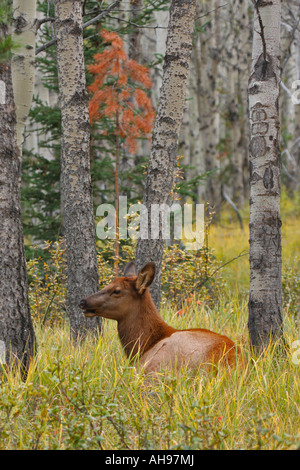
113, 289, 121, 295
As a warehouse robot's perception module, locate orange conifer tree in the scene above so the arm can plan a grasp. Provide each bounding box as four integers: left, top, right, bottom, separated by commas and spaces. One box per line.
88, 30, 155, 274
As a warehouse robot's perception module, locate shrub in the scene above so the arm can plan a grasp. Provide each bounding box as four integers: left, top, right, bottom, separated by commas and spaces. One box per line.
27, 238, 223, 326
27, 239, 67, 327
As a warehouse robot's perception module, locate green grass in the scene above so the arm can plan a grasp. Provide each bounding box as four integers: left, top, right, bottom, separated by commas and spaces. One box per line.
0, 195, 299, 450
0, 298, 299, 450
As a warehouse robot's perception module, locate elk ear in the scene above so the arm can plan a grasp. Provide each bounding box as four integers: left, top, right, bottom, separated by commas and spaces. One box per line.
136, 262, 155, 294
124, 261, 137, 278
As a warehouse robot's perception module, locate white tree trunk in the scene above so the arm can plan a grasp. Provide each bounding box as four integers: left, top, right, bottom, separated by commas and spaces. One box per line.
141, 8, 169, 109
226, 0, 251, 207
196, 0, 220, 207
248, 0, 283, 352
11, 0, 36, 154
136, 0, 197, 308
54, 0, 100, 340
0, 23, 36, 377
280, 3, 299, 193
23, 9, 56, 161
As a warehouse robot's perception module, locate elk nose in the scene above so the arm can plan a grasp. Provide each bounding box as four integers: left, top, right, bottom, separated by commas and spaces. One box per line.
79, 299, 87, 309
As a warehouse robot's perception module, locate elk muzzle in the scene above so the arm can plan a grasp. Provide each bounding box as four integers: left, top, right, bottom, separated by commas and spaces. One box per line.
79, 299, 97, 317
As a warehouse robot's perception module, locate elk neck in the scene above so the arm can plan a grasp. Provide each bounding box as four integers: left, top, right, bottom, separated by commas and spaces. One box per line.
117, 289, 176, 359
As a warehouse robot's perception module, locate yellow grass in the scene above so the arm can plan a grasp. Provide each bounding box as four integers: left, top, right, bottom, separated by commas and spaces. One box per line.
0, 196, 299, 450
1, 309, 299, 450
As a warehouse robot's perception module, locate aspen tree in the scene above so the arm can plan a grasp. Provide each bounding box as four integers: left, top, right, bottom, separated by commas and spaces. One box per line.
54, 0, 100, 340
11, 0, 36, 154
0, 19, 36, 377
197, 0, 220, 207
226, 0, 251, 207
248, 0, 283, 351
136, 0, 197, 308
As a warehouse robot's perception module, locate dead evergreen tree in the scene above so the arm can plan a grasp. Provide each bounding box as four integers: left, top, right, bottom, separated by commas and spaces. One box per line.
248, 0, 283, 352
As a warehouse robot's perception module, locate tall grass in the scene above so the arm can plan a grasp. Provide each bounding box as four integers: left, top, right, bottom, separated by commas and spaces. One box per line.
0, 195, 299, 450
0, 297, 299, 450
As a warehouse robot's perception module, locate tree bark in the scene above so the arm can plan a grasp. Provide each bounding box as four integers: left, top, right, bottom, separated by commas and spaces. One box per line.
280, 3, 299, 194
128, 0, 143, 62
135, 0, 197, 309
11, 0, 37, 154
248, 0, 283, 352
197, 0, 220, 208
0, 24, 36, 377
54, 0, 100, 340
226, 0, 251, 207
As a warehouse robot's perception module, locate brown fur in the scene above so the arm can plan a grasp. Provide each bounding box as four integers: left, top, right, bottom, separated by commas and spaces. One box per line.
79, 262, 244, 373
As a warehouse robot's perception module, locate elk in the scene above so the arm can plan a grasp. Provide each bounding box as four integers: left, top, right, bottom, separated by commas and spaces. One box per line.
80, 262, 243, 374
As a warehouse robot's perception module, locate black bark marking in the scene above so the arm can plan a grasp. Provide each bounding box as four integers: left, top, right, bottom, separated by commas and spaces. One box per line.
253, 53, 275, 81
250, 171, 262, 183
249, 84, 259, 95
252, 107, 267, 121
263, 166, 274, 189
250, 135, 266, 157
252, 122, 268, 135
257, 0, 273, 6
14, 15, 27, 34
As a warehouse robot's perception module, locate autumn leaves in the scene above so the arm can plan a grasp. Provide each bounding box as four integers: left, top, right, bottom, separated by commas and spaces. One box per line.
88, 29, 155, 154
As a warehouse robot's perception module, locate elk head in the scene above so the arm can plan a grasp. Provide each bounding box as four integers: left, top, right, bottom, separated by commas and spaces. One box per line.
79, 262, 155, 321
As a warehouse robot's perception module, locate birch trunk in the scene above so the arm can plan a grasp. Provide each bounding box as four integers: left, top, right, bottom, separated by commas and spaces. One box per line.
54, 0, 100, 340
23, 9, 55, 161
128, 0, 143, 62
197, 0, 220, 208
0, 24, 36, 377
136, 0, 197, 308
142, 8, 169, 109
226, 0, 251, 206
226, 1, 242, 206
11, 0, 36, 154
293, 26, 300, 189
248, 0, 283, 352
280, 4, 299, 193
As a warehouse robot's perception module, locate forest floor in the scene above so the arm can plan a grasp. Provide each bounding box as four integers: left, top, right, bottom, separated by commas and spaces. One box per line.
0, 194, 299, 450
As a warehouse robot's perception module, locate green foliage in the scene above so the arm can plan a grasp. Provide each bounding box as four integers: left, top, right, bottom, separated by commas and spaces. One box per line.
0, 302, 299, 450
0, 0, 10, 21
21, 0, 208, 253
0, 35, 14, 62
27, 240, 67, 327
22, 152, 62, 254
21, 2, 61, 247
26, 236, 222, 326
0, 0, 19, 63
161, 245, 223, 308
22, 1, 163, 249
282, 262, 300, 320
1, 205, 299, 450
